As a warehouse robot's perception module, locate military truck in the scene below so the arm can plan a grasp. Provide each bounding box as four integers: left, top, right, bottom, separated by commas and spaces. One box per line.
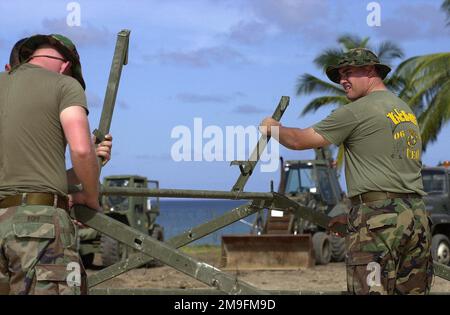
273, 152, 350, 265
221, 147, 350, 269
423, 162, 450, 266
79, 175, 164, 267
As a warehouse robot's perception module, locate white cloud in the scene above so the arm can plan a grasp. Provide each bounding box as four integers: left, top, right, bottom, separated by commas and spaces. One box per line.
145, 45, 248, 68
39, 18, 112, 47
373, 3, 450, 41
177, 93, 233, 104
227, 20, 271, 45
249, 0, 331, 32
233, 105, 267, 114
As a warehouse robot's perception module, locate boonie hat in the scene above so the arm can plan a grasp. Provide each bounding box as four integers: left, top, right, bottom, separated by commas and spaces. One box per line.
325, 48, 391, 84
18, 34, 86, 89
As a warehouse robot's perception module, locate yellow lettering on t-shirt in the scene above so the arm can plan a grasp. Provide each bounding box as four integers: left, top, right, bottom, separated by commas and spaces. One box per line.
393, 131, 405, 140
386, 112, 399, 125
407, 113, 417, 126
387, 109, 418, 126
407, 148, 420, 160
394, 109, 405, 122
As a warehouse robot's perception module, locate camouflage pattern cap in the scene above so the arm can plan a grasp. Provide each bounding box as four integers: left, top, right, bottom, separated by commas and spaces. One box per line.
325, 48, 391, 84
18, 34, 86, 89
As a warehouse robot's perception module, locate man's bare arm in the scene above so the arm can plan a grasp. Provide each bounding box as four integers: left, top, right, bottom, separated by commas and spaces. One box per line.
277, 126, 331, 150
260, 117, 331, 150
66, 134, 113, 185
61, 106, 100, 209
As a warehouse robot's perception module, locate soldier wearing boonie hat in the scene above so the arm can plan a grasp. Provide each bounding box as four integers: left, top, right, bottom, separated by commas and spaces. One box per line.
3, 35, 114, 270
260, 48, 432, 294
0, 34, 101, 295
325, 47, 391, 84
16, 34, 86, 89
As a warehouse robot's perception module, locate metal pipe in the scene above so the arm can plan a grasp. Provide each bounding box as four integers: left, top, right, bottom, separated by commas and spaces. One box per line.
100, 187, 274, 200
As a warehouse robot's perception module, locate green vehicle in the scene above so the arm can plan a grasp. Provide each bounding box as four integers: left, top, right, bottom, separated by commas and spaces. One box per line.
221, 147, 350, 269
423, 163, 450, 266
271, 148, 350, 265
79, 175, 164, 267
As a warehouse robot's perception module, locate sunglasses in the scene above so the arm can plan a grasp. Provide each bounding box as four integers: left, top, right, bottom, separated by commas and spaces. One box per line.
30, 54, 68, 63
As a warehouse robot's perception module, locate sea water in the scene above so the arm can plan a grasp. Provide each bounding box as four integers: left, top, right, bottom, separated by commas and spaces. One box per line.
156, 199, 263, 245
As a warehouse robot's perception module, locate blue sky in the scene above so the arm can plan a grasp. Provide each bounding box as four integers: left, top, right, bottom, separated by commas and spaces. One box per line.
1, 0, 449, 193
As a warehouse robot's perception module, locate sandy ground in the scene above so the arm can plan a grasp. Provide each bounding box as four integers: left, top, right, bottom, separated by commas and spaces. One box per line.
87, 249, 450, 294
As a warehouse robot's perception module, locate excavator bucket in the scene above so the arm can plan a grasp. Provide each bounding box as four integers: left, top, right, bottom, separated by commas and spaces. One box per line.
220, 234, 314, 270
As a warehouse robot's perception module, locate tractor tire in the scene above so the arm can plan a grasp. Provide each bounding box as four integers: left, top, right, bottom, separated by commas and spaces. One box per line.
431, 234, 450, 265
101, 234, 122, 266
330, 234, 346, 262
312, 232, 331, 265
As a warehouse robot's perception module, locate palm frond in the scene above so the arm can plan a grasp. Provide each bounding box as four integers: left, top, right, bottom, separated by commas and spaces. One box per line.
397, 53, 450, 84
395, 55, 423, 75
300, 96, 349, 116
384, 75, 407, 94
376, 41, 404, 65
407, 75, 447, 112
394, 53, 450, 99
313, 48, 343, 69
296, 74, 345, 96
418, 80, 450, 150
337, 34, 369, 50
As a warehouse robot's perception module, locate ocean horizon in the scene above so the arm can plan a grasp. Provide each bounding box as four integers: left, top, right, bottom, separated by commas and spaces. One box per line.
156, 199, 264, 245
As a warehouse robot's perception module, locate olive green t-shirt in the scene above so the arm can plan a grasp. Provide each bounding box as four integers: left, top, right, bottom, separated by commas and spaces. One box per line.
313, 90, 425, 198
0, 63, 88, 198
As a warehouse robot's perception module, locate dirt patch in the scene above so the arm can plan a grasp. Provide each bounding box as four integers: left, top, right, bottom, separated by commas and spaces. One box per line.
88, 248, 450, 293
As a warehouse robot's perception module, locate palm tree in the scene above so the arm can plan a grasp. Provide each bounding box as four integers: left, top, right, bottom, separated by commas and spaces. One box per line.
296, 34, 404, 115
296, 34, 404, 170
393, 53, 450, 149
389, 1, 450, 149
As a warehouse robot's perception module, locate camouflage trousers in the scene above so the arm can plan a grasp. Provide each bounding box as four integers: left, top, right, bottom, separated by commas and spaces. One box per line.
345, 197, 433, 295
0, 205, 87, 295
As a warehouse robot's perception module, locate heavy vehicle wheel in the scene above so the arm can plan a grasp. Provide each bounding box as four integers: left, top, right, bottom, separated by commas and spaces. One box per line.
101, 234, 127, 266
330, 234, 346, 262
431, 234, 450, 265
312, 232, 331, 265
81, 253, 95, 268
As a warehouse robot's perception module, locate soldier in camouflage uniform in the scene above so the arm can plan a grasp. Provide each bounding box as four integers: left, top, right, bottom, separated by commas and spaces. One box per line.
260, 48, 433, 294
0, 34, 101, 295
3, 36, 113, 269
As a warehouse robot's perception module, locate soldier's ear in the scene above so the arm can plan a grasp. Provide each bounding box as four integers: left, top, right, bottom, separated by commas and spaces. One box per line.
60, 60, 72, 76
5, 64, 11, 72
367, 66, 379, 78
